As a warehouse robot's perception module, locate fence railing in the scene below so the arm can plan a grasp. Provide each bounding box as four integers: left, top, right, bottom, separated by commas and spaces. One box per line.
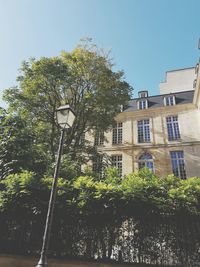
0, 213, 200, 266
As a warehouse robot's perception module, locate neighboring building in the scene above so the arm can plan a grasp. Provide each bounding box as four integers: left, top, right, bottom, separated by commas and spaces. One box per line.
87, 66, 200, 179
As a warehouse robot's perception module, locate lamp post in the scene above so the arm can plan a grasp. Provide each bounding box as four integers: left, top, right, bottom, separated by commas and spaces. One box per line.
36, 105, 75, 267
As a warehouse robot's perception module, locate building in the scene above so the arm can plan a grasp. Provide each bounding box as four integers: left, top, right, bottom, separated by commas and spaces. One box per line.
88, 64, 200, 179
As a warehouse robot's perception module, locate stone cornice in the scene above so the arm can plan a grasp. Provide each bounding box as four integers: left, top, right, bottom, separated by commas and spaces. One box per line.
97, 140, 200, 152
115, 103, 196, 121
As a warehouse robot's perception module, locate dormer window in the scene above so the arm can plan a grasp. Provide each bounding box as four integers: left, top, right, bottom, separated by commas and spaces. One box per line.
138, 90, 148, 98
138, 99, 148, 110
164, 95, 176, 106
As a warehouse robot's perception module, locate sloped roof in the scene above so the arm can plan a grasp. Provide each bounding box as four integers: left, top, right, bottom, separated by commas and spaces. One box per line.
124, 90, 194, 112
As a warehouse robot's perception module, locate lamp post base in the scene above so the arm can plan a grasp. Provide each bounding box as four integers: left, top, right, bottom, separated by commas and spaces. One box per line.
36, 257, 47, 267
36, 129, 66, 267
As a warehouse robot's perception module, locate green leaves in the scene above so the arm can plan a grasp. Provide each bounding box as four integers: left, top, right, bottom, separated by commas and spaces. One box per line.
2, 39, 133, 177
0, 112, 49, 176
69, 168, 200, 217
1, 168, 200, 218
1, 171, 36, 193
169, 177, 200, 214
0, 166, 200, 264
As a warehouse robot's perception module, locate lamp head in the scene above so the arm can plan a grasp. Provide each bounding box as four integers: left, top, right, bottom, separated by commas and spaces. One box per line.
56, 105, 75, 129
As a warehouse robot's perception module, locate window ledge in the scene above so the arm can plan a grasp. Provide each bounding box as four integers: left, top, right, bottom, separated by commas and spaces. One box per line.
168, 138, 181, 142
138, 141, 151, 144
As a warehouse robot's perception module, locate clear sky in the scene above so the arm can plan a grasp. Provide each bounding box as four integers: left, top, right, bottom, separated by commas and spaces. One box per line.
0, 0, 200, 108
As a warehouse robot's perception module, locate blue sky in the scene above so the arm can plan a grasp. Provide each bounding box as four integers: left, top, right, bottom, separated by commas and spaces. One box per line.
0, 0, 200, 108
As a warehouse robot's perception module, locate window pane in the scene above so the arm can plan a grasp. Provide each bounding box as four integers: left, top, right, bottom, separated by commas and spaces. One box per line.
146, 161, 154, 170
138, 162, 145, 169
93, 155, 104, 178
165, 96, 175, 106
166, 116, 180, 141
139, 153, 152, 160
138, 119, 150, 143
94, 131, 104, 146
170, 151, 186, 179
138, 100, 148, 110
111, 155, 122, 176
112, 123, 123, 144
138, 153, 154, 172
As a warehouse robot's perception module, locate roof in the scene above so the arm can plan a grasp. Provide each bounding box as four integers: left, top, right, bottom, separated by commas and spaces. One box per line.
164, 66, 195, 73
123, 90, 194, 112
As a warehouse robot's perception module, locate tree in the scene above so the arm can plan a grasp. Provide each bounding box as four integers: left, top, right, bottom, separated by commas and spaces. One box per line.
0, 169, 200, 264
0, 108, 49, 176
3, 39, 132, 174
0, 108, 13, 179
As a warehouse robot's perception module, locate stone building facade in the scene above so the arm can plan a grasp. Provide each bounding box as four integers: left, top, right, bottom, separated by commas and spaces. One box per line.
88, 65, 200, 179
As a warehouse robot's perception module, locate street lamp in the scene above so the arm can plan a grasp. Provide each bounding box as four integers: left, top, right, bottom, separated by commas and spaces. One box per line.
36, 105, 75, 267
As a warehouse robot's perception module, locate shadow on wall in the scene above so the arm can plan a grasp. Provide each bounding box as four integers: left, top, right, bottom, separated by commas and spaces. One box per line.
152, 127, 200, 176
134, 147, 170, 177
151, 114, 200, 146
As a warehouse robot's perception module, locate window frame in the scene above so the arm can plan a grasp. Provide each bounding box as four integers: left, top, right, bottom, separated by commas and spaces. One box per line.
112, 122, 123, 145
94, 131, 104, 146
92, 154, 104, 178
137, 99, 148, 110
137, 119, 151, 143
166, 115, 181, 141
164, 95, 176, 106
170, 151, 186, 179
111, 154, 122, 176
138, 91, 148, 98
79, 132, 85, 146
138, 153, 154, 172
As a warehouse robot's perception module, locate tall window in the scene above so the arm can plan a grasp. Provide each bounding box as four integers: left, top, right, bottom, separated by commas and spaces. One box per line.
93, 155, 103, 178
138, 100, 148, 110
166, 116, 181, 141
94, 131, 104, 146
111, 155, 122, 176
79, 132, 85, 146
138, 153, 154, 172
164, 96, 175, 106
112, 122, 123, 145
138, 119, 150, 143
170, 151, 186, 179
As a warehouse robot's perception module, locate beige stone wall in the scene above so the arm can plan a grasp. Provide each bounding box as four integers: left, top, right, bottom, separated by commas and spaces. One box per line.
178, 109, 200, 142
193, 60, 200, 109
90, 103, 200, 178
116, 103, 200, 142
85, 65, 200, 178
121, 144, 200, 178
132, 147, 169, 177
159, 67, 195, 94
184, 144, 200, 177
85, 77, 200, 178
123, 120, 132, 145
101, 149, 133, 175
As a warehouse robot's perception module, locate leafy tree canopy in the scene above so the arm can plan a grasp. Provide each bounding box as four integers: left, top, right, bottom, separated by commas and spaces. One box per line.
1, 169, 200, 265
2, 39, 132, 175
1, 168, 200, 218
0, 109, 49, 176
